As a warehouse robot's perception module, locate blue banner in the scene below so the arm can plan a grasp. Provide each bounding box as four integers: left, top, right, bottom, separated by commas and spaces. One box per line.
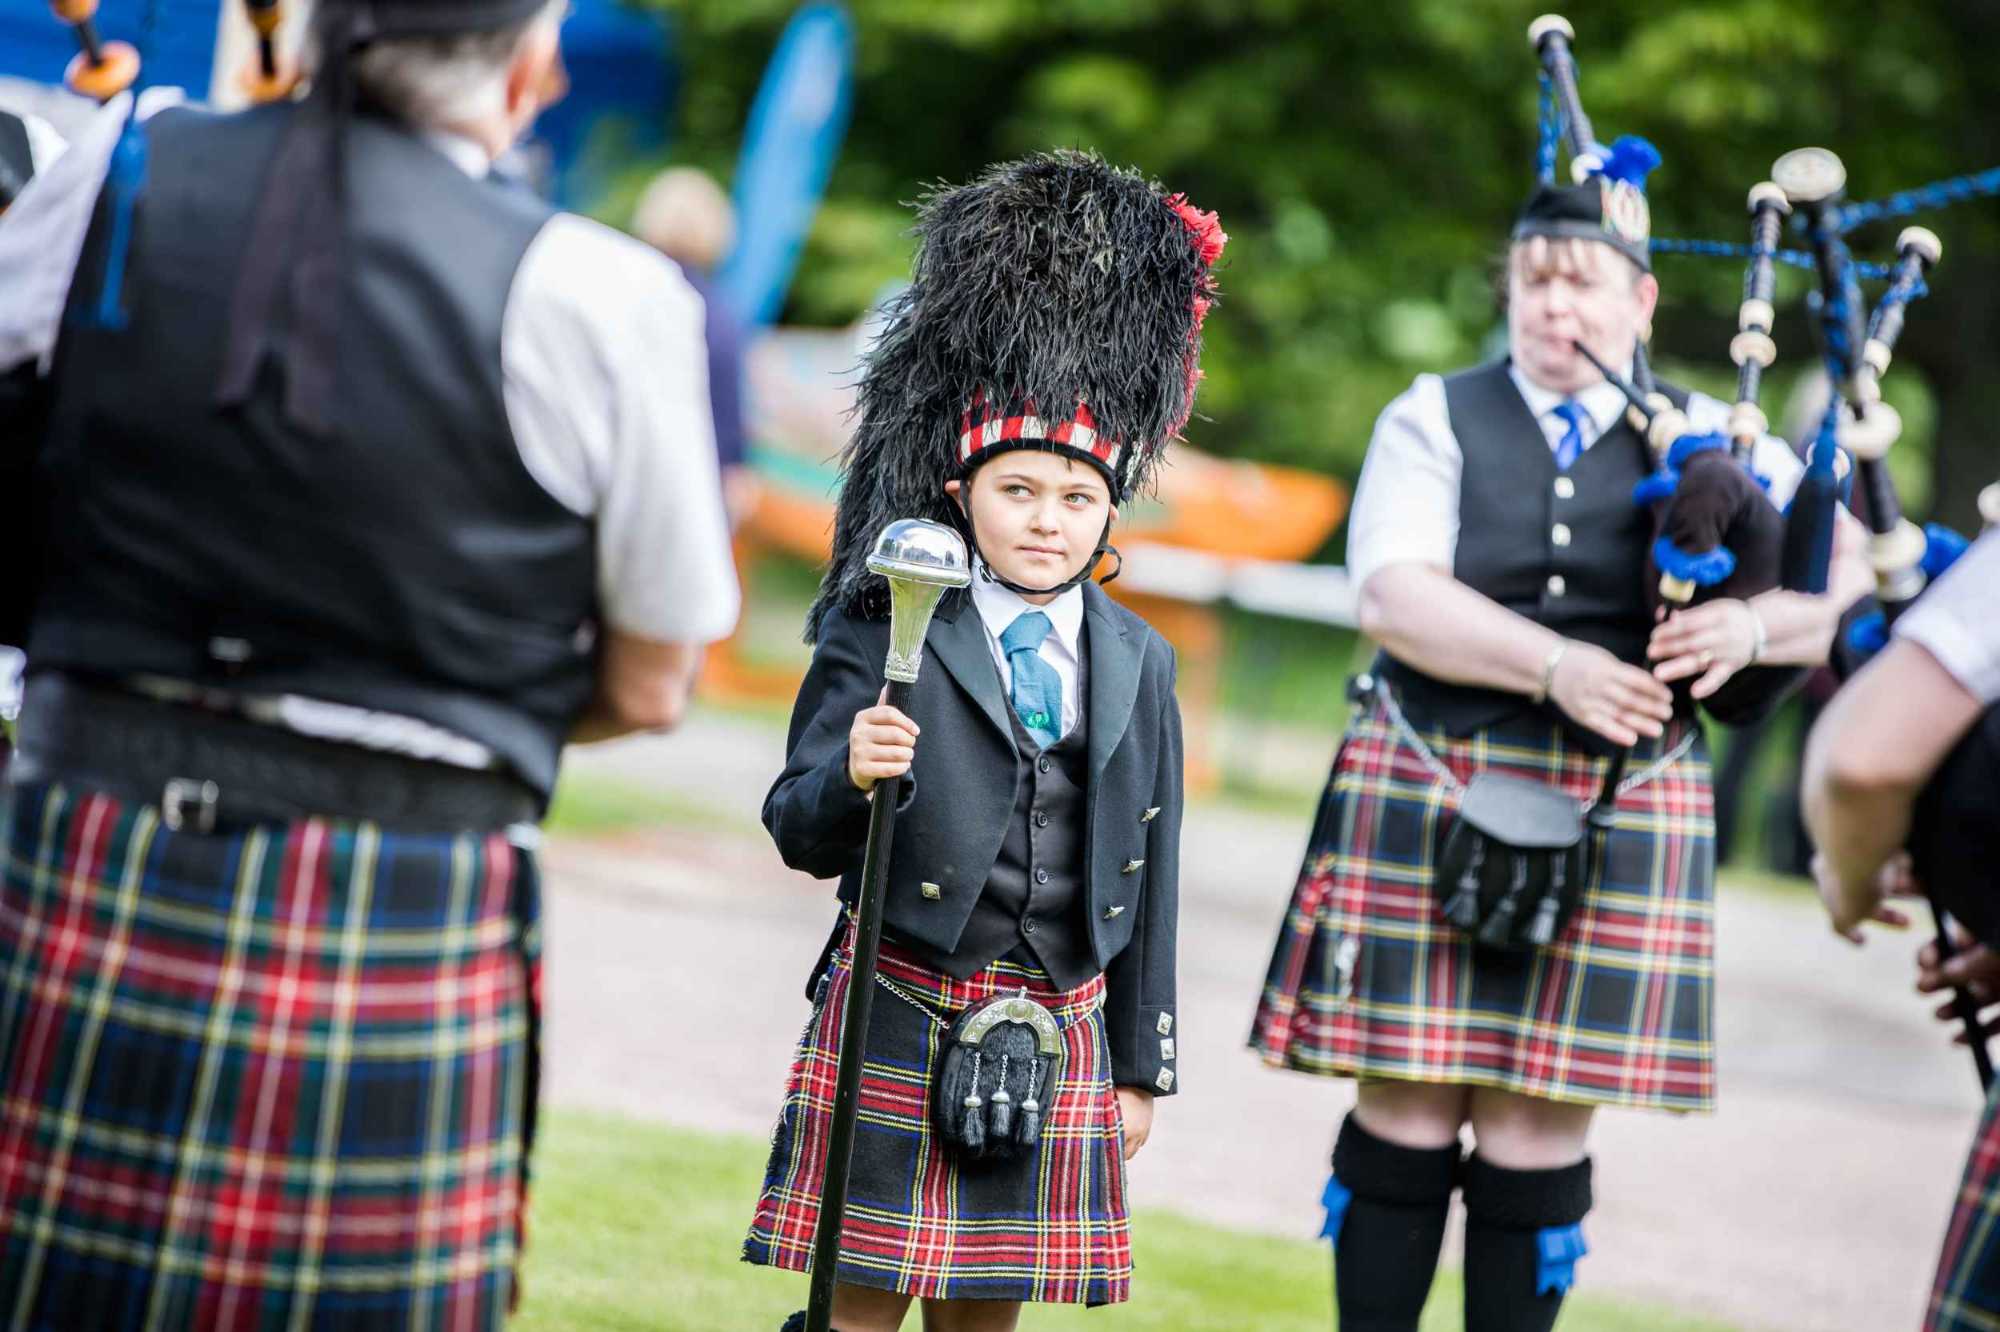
714, 2, 854, 329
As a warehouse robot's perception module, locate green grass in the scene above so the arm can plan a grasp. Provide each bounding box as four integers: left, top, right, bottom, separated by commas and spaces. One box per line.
544, 768, 752, 838
517, 1110, 1739, 1332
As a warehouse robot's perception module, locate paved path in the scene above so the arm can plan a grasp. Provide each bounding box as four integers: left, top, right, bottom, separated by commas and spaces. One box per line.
540, 711, 1984, 1331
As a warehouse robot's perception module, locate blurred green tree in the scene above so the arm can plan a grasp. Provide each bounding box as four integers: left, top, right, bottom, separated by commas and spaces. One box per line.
632, 0, 2000, 537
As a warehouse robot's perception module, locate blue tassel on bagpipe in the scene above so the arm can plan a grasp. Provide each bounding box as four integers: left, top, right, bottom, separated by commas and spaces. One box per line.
1666, 430, 1729, 469
1535, 1223, 1590, 1295
1597, 135, 1661, 191
1653, 534, 1737, 588
1845, 611, 1890, 660
1923, 523, 1971, 581
86, 103, 149, 332
1848, 525, 1976, 662
1318, 1172, 1353, 1245
1632, 467, 1679, 508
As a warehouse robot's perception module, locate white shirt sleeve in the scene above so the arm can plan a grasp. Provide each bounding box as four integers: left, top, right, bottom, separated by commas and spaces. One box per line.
501, 213, 741, 645
1344, 373, 1462, 594
1682, 389, 1805, 511
0, 94, 125, 373
1895, 530, 2000, 704
24, 113, 68, 175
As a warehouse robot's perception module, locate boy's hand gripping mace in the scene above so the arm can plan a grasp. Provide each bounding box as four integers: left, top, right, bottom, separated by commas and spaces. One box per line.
802, 520, 970, 1332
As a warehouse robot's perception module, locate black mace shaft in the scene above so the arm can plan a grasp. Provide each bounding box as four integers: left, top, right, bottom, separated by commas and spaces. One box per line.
802, 692, 907, 1329
800, 519, 967, 1332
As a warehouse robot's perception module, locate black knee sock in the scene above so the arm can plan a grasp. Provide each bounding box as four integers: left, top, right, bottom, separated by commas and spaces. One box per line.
1324, 1112, 1462, 1332
1460, 1155, 1593, 1332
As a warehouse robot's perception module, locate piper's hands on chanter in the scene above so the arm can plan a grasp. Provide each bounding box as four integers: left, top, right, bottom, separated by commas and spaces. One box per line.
1547, 640, 1675, 748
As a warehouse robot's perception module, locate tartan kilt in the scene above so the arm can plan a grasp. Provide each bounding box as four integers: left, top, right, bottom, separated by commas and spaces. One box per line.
0, 779, 540, 1332
743, 925, 1131, 1305
1928, 1085, 2000, 1331
1249, 697, 1717, 1112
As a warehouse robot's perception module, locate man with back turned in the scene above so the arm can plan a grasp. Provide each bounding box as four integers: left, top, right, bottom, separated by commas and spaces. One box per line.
0, 2, 736, 1324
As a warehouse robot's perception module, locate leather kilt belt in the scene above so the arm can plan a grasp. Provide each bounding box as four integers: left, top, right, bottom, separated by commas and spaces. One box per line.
11, 673, 537, 834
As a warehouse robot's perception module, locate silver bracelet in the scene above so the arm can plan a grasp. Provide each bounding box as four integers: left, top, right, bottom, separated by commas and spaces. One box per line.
1745, 601, 1768, 665
1532, 640, 1569, 704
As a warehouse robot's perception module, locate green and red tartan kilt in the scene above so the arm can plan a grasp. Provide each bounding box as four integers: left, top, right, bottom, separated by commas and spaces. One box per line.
1928, 1087, 2000, 1331
0, 779, 540, 1331
743, 924, 1131, 1305
1249, 699, 1717, 1113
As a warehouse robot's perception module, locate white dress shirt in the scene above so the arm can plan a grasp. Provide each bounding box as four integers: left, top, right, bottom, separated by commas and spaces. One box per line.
1897, 529, 2000, 704
967, 564, 1086, 740
0, 103, 740, 765
1345, 361, 1807, 594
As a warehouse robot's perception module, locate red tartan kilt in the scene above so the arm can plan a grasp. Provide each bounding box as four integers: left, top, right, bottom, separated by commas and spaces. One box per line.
1250, 701, 1718, 1112
743, 926, 1131, 1305
0, 780, 536, 1331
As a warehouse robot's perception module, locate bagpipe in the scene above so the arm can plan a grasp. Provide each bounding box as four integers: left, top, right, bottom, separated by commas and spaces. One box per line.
1771, 146, 2000, 1086
1528, 16, 1806, 831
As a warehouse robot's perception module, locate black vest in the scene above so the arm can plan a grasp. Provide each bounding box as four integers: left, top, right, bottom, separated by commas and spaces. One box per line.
1380, 361, 1690, 748
899, 665, 1096, 990
27, 102, 595, 799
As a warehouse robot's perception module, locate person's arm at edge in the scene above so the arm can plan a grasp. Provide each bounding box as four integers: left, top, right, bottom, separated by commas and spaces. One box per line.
1802, 638, 1981, 932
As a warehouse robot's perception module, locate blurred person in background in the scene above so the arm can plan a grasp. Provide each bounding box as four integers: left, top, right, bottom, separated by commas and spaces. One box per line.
633, 163, 757, 529
0, 0, 736, 1323
1248, 156, 1864, 1331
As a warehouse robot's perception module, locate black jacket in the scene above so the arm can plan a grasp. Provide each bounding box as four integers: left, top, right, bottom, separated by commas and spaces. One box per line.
764, 580, 1184, 1095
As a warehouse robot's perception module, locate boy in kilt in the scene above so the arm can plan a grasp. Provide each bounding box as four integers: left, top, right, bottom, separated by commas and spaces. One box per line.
742, 151, 1223, 1329
1803, 529, 2000, 1332
1247, 150, 1869, 1328
0, 2, 738, 1325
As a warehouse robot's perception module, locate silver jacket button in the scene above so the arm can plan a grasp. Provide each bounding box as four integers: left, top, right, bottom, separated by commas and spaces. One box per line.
1121, 858, 1145, 874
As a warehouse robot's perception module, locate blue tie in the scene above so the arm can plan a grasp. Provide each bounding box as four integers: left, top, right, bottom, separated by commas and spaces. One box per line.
999, 611, 1063, 750
1550, 400, 1588, 472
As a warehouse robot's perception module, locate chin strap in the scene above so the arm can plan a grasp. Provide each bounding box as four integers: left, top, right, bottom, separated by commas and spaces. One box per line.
951, 499, 1118, 597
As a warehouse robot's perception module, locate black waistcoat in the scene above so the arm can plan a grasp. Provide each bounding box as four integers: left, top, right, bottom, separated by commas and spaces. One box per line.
27, 102, 594, 799
899, 670, 1095, 990
1380, 361, 1690, 749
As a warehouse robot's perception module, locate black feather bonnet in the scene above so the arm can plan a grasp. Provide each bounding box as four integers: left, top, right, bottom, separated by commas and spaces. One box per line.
805, 149, 1225, 640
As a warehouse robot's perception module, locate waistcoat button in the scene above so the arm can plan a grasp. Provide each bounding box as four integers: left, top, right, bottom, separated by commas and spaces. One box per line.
1551, 523, 1571, 547
1553, 476, 1575, 500
1547, 574, 1566, 597
1037, 756, 1051, 774
1033, 810, 1048, 827
1034, 867, 1049, 884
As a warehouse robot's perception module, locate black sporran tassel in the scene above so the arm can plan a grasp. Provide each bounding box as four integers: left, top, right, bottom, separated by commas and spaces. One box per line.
1443, 841, 1486, 927
1526, 851, 1565, 946
960, 1049, 986, 1154
1478, 852, 1531, 947
989, 1055, 1014, 1141
1019, 1059, 1045, 1148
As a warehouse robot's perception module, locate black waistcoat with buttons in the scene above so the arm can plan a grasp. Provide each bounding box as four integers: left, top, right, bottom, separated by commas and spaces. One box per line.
25, 102, 593, 800
897, 664, 1096, 990
1379, 360, 1691, 751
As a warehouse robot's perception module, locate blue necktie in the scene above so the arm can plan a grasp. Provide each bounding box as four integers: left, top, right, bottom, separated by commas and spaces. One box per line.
1550, 400, 1588, 472
999, 611, 1063, 750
